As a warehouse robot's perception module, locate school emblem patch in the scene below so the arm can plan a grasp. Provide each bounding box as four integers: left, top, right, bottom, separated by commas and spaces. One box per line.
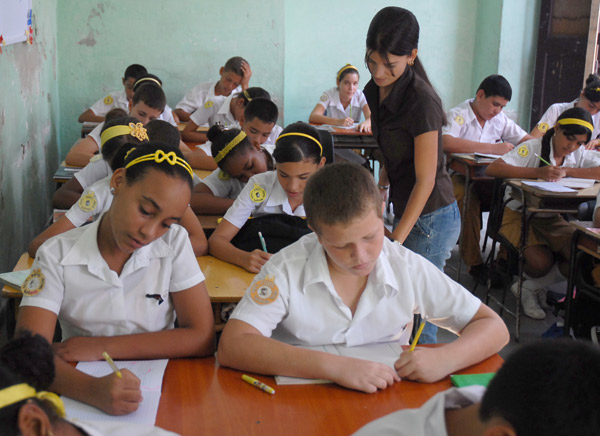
78, 192, 97, 212
103, 95, 114, 105
218, 170, 230, 181
454, 115, 464, 126
517, 144, 529, 158
250, 275, 279, 305
537, 122, 549, 134
320, 94, 328, 102
22, 269, 45, 296
204, 100, 214, 109
249, 183, 266, 203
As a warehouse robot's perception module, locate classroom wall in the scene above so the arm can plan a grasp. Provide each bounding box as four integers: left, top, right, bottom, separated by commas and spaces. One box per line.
0, 1, 59, 272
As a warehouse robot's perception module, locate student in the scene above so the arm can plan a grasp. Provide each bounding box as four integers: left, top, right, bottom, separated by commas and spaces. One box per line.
218, 162, 508, 392
131, 74, 179, 126
442, 75, 532, 280
174, 56, 252, 123
17, 143, 215, 416
0, 331, 181, 435
486, 107, 600, 319
191, 123, 275, 215
77, 64, 147, 123
353, 340, 600, 436
208, 122, 326, 273
363, 7, 461, 344
531, 74, 600, 149
309, 64, 371, 132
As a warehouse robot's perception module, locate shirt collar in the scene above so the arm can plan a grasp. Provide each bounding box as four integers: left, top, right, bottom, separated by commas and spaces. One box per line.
463, 99, 478, 125
265, 173, 289, 208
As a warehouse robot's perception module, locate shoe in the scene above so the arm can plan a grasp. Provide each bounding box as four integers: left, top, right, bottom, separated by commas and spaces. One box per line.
536, 288, 552, 310
511, 281, 546, 319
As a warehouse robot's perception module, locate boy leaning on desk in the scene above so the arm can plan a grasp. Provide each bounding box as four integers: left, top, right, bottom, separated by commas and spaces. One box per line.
218, 162, 508, 393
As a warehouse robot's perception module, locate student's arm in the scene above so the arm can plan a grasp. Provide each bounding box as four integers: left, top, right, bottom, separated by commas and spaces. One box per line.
563, 166, 600, 179
240, 61, 252, 91
78, 109, 105, 123
391, 131, 438, 243
518, 134, 534, 144
485, 158, 566, 181
179, 140, 191, 153
28, 216, 76, 258
394, 304, 509, 382
208, 219, 271, 273
218, 319, 399, 393
190, 182, 235, 215
182, 149, 218, 170
180, 207, 208, 256
181, 120, 208, 143
442, 135, 515, 155
65, 137, 99, 167
52, 177, 84, 209
358, 105, 372, 133
308, 104, 351, 127
529, 125, 545, 139
173, 109, 191, 123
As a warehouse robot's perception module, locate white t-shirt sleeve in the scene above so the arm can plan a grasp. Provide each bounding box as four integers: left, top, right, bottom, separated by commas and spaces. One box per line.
222, 178, 261, 228
89, 94, 117, 117
167, 225, 205, 292
575, 148, 600, 168
176, 84, 205, 113
74, 158, 110, 189
65, 188, 99, 227
500, 116, 528, 145
500, 141, 539, 168
189, 106, 215, 127
202, 170, 234, 198
441, 106, 465, 137
316, 89, 333, 109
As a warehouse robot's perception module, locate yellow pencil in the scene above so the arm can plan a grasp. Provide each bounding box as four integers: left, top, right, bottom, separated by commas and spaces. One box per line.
102, 351, 122, 378
409, 319, 426, 352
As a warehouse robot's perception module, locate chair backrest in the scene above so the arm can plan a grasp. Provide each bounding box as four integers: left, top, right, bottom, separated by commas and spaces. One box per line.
315, 129, 335, 164
578, 200, 597, 221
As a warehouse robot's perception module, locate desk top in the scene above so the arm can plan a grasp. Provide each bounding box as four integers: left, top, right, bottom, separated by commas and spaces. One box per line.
507, 180, 599, 211
193, 169, 211, 179
156, 351, 503, 435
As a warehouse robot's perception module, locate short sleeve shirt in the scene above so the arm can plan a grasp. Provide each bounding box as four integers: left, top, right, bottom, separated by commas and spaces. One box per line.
442, 99, 527, 145
535, 100, 600, 139
176, 81, 240, 115
201, 169, 245, 198
223, 171, 305, 229
74, 157, 112, 189
231, 234, 481, 346
65, 176, 113, 226
20, 220, 204, 340
190, 93, 239, 129
317, 87, 368, 123
86, 122, 104, 150
89, 90, 129, 117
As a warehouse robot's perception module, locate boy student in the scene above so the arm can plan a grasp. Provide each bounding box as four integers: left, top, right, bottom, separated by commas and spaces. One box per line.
174, 56, 252, 125
218, 162, 508, 393
78, 64, 147, 123
353, 340, 600, 436
442, 75, 532, 280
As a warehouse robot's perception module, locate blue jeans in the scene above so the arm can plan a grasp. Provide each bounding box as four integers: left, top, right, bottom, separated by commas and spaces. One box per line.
394, 201, 461, 344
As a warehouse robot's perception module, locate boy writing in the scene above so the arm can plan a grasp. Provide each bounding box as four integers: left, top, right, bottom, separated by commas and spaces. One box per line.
218, 162, 508, 393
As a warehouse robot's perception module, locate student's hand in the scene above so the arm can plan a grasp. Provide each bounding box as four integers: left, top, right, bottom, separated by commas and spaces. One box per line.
492, 142, 514, 155
244, 249, 272, 273
394, 348, 449, 383
338, 117, 354, 127
328, 356, 399, 393
53, 336, 107, 362
537, 165, 566, 182
358, 118, 372, 133
585, 138, 600, 150
92, 369, 143, 415
240, 61, 252, 90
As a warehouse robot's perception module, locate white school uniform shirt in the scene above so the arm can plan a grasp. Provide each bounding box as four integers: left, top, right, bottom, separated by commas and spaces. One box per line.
197, 124, 282, 157
317, 87, 368, 123
68, 418, 181, 436
535, 99, 600, 139
176, 81, 240, 115
74, 155, 112, 189
352, 386, 486, 436
201, 169, 245, 198
223, 171, 305, 229
89, 90, 129, 116
190, 93, 239, 129
230, 234, 481, 346
65, 176, 112, 226
442, 99, 527, 145
20, 220, 204, 340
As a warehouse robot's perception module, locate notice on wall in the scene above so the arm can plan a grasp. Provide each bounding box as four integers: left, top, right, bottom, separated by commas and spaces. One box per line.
0, 0, 33, 49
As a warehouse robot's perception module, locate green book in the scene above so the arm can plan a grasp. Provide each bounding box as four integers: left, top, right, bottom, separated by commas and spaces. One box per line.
450, 372, 496, 388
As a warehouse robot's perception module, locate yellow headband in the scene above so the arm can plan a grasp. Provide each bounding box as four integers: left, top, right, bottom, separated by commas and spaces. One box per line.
100, 122, 149, 148
243, 90, 252, 102
276, 132, 323, 157
556, 118, 593, 134
134, 77, 162, 88
0, 383, 66, 418
125, 149, 194, 179
214, 131, 247, 164
337, 64, 358, 81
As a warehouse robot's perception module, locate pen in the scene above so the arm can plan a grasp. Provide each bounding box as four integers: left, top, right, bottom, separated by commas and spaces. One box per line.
534, 153, 551, 166
102, 351, 122, 378
242, 374, 275, 394
258, 231, 268, 252
409, 319, 426, 352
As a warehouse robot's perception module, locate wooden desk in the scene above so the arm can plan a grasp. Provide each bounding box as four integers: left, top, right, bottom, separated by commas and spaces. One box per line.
52, 162, 83, 185
178, 123, 209, 133
193, 169, 211, 180
156, 351, 503, 435
197, 214, 221, 230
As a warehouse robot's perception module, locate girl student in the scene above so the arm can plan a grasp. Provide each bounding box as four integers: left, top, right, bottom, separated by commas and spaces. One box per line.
191, 124, 274, 215
208, 122, 326, 273
486, 107, 600, 319
309, 64, 372, 133
363, 7, 460, 344
531, 74, 600, 149
0, 332, 181, 436
16, 142, 215, 416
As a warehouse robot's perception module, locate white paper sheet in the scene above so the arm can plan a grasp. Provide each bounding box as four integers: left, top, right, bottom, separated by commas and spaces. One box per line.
556, 178, 596, 189
0, 269, 30, 288
521, 180, 577, 193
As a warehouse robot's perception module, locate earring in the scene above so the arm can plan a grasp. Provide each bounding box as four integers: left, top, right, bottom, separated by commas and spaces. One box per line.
110, 187, 115, 195
408, 58, 415, 66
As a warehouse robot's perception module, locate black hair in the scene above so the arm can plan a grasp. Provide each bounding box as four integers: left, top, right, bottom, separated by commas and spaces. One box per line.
583, 73, 600, 103
237, 87, 270, 106
337, 64, 360, 83
123, 142, 193, 190
223, 56, 248, 76
477, 74, 512, 101
105, 107, 128, 122
133, 73, 163, 92
244, 98, 278, 125
100, 116, 148, 170
132, 81, 166, 112
273, 121, 323, 164
541, 106, 594, 152
305, 162, 381, 234
208, 124, 255, 169
0, 331, 59, 436
480, 340, 600, 436
145, 119, 181, 148
124, 64, 147, 81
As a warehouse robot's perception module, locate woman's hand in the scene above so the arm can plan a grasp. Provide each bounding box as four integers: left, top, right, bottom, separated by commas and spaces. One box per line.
358, 118, 372, 133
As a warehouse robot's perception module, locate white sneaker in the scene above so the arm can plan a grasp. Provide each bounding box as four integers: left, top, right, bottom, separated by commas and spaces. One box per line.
536, 288, 552, 310
511, 281, 546, 319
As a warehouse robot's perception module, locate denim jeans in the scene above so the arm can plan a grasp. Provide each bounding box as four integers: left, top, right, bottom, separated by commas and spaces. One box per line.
394, 201, 461, 344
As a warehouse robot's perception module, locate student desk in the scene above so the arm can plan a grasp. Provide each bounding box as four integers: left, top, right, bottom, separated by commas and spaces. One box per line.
81, 122, 99, 138
155, 349, 503, 435
52, 162, 82, 185
178, 123, 209, 133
